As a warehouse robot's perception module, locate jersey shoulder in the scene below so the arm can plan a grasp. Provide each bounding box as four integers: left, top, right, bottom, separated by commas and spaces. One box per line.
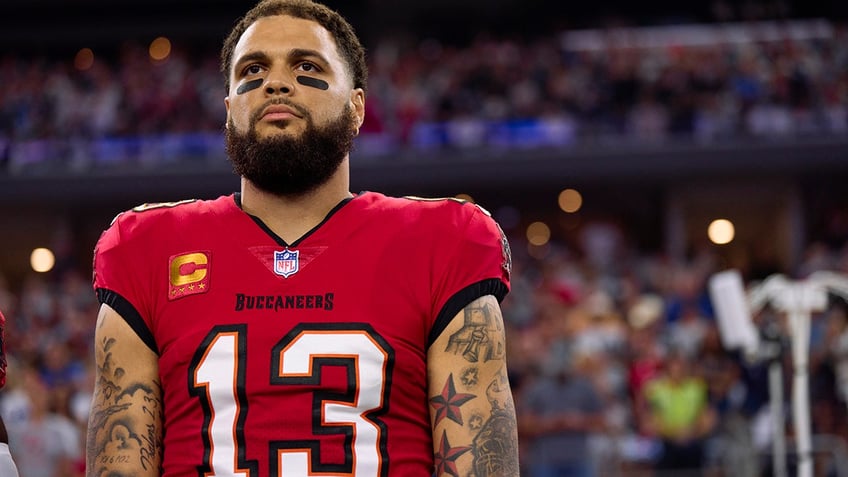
358, 192, 512, 278
359, 191, 495, 231
98, 195, 236, 251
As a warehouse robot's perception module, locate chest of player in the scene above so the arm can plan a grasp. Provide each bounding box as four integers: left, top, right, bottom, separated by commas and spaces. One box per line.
148, 239, 436, 476
154, 238, 428, 330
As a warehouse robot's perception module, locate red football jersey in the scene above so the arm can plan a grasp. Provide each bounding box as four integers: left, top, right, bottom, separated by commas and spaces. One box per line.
93, 192, 510, 477
0, 310, 6, 388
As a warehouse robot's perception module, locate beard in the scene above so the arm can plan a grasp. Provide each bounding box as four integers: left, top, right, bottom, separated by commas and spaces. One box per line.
226, 102, 357, 197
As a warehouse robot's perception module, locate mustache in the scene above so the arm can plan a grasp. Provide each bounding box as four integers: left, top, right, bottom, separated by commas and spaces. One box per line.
250, 99, 311, 125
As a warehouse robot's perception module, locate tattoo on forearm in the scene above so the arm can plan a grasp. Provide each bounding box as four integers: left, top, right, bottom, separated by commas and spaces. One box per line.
470, 371, 519, 476
432, 369, 519, 475
468, 412, 484, 431
434, 431, 471, 477
430, 374, 476, 427
88, 335, 163, 475
434, 299, 517, 475
460, 366, 479, 387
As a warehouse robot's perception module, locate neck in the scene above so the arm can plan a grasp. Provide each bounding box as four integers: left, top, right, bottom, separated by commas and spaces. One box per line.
240, 158, 351, 244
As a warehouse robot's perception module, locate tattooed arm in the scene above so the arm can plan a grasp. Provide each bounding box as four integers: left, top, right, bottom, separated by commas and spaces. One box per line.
86, 304, 163, 477
428, 295, 519, 477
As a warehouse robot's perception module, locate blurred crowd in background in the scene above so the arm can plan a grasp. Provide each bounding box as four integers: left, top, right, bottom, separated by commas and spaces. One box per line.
2, 226, 848, 476
1, 12, 848, 477
0, 20, 846, 171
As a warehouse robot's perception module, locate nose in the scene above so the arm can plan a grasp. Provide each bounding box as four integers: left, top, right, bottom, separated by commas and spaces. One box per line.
264, 75, 293, 95
265, 84, 291, 94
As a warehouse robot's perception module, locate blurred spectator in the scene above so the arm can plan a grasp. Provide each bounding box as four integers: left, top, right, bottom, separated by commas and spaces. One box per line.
519, 349, 608, 477
626, 294, 666, 408
640, 350, 718, 476
38, 340, 85, 389
5, 365, 82, 477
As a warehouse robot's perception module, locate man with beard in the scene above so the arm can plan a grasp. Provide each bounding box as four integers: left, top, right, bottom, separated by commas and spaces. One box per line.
86, 1, 519, 476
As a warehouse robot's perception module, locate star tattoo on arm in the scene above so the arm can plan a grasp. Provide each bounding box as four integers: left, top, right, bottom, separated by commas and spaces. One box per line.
460, 366, 479, 387
434, 431, 471, 477
430, 373, 476, 427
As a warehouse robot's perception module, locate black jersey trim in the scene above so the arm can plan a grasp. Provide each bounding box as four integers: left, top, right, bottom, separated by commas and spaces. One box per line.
290, 197, 354, 247
427, 278, 508, 348
96, 288, 159, 355
234, 192, 354, 248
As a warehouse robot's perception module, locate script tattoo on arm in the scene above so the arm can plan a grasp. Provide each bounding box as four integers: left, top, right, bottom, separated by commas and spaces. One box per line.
87, 310, 163, 477
430, 295, 519, 477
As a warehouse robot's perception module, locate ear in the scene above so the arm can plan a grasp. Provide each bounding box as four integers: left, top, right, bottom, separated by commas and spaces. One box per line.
351, 88, 365, 132
224, 96, 231, 128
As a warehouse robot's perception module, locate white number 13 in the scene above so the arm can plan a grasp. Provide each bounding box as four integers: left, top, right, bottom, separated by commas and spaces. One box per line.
190, 324, 393, 477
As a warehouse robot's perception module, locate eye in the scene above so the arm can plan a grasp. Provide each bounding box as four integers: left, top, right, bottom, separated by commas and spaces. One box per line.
297, 62, 320, 73
243, 64, 265, 76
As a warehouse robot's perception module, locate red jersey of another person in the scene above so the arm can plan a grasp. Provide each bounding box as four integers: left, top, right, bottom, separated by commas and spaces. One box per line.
0, 310, 6, 388
92, 191, 511, 477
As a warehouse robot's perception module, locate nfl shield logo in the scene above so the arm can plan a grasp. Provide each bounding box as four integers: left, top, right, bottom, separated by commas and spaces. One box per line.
274, 249, 299, 278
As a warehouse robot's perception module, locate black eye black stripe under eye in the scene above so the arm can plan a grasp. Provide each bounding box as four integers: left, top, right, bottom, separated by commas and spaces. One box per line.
236, 76, 329, 94
296, 76, 329, 90
236, 79, 264, 95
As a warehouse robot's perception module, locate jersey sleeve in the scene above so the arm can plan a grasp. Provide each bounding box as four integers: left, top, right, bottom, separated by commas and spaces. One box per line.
427, 203, 511, 347
92, 212, 159, 354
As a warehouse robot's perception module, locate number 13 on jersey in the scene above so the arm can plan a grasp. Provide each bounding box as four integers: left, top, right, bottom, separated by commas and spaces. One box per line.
190, 323, 394, 477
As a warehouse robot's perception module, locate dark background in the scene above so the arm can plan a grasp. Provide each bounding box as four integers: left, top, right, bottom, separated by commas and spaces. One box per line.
2, 0, 843, 55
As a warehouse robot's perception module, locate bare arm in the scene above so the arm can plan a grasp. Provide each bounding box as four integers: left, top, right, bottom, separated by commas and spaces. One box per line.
86, 304, 162, 477
428, 295, 519, 477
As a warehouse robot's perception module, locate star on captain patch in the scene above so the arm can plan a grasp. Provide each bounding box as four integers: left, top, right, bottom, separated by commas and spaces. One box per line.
274, 249, 299, 278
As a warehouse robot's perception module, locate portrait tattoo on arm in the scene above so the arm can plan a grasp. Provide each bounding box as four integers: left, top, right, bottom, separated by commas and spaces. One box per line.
87, 335, 163, 476
470, 370, 519, 476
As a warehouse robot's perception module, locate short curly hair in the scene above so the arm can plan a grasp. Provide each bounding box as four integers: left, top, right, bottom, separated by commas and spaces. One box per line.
220, 0, 367, 93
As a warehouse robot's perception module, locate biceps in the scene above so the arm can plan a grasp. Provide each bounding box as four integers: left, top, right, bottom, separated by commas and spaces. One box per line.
87, 304, 162, 476
428, 295, 519, 476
